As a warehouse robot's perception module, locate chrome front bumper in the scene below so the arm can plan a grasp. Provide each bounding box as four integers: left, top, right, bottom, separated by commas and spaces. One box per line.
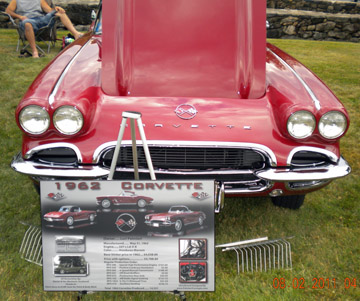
255, 156, 351, 182
11, 151, 351, 189
11, 152, 109, 179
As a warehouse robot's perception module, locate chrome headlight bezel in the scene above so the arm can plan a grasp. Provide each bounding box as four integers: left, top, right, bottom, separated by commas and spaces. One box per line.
319, 111, 347, 139
287, 110, 316, 139
53, 106, 84, 135
19, 105, 50, 135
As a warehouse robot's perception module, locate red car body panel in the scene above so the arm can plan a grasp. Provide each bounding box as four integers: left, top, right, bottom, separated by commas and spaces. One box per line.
12, 0, 351, 204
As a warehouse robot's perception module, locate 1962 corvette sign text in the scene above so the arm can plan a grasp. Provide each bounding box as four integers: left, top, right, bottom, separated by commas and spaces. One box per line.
54, 181, 204, 192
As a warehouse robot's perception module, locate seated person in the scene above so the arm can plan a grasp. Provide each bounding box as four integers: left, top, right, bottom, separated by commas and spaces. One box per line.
6, 0, 82, 58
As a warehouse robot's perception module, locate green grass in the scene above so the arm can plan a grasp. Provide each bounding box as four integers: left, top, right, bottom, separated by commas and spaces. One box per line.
0, 30, 359, 300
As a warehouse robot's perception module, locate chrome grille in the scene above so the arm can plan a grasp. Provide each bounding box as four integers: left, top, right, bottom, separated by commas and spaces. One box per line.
100, 146, 268, 170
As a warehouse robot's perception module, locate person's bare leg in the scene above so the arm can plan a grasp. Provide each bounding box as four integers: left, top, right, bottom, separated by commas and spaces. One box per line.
56, 12, 81, 39
24, 23, 39, 58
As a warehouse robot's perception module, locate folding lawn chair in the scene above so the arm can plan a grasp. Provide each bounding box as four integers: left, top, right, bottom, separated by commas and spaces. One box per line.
2, 0, 58, 55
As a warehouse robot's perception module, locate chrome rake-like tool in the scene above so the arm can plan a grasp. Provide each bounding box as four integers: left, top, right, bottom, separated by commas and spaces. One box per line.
19, 222, 42, 266
216, 237, 292, 274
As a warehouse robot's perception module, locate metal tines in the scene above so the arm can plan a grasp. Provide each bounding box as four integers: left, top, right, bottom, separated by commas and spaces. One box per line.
216, 237, 292, 274
19, 222, 43, 266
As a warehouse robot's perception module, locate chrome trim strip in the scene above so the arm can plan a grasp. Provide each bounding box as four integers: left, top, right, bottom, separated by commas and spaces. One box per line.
256, 156, 351, 182
287, 146, 339, 166
285, 180, 331, 191
11, 152, 107, 178
113, 167, 255, 176
224, 182, 273, 195
268, 48, 321, 111
92, 140, 278, 167
24, 143, 83, 163
49, 39, 92, 106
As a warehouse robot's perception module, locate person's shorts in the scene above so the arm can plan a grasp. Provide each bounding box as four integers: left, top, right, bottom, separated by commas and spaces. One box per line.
20, 11, 57, 33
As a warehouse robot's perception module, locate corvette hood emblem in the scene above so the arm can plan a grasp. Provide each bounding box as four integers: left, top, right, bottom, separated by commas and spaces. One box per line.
175, 104, 198, 120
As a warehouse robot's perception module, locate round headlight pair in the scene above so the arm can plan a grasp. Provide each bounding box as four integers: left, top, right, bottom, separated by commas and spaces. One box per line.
287, 110, 347, 140
19, 105, 83, 135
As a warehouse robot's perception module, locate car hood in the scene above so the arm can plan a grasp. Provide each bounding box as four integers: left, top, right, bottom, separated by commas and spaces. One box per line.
101, 0, 267, 99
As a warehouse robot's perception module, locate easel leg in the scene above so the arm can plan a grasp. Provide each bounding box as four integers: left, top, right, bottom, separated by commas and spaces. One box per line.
108, 117, 128, 180
130, 118, 139, 179
136, 117, 156, 180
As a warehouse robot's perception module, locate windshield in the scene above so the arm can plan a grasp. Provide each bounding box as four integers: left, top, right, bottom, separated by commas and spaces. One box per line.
169, 206, 187, 213
59, 207, 70, 212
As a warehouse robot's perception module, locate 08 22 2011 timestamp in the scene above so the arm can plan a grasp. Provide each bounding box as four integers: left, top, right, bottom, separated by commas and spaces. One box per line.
273, 277, 359, 289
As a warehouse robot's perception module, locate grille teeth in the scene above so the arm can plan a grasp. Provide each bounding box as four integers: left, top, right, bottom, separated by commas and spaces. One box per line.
100, 147, 267, 170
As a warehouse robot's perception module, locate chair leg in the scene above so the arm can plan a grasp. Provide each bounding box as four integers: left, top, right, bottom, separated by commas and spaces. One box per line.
21, 44, 30, 52
35, 44, 46, 56
23, 41, 46, 56
36, 37, 51, 54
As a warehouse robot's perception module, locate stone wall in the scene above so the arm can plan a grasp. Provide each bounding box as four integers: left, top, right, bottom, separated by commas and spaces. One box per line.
267, 9, 360, 42
267, 0, 360, 14
266, 0, 360, 42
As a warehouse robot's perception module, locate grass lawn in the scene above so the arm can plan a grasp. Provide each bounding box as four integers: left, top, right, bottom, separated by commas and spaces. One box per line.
0, 29, 359, 300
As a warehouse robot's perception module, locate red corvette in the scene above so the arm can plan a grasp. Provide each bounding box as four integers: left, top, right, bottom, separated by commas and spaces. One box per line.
96, 191, 153, 208
44, 206, 97, 226
145, 206, 206, 232
11, 0, 350, 210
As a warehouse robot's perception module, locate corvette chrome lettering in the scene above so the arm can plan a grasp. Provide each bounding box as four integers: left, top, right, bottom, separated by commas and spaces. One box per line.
121, 182, 203, 191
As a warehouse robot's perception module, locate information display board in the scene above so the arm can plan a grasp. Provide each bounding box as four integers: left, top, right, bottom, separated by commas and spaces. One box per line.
41, 180, 214, 291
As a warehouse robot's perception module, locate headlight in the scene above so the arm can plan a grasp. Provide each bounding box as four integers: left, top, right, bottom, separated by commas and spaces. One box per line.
287, 111, 316, 139
319, 111, 347, 139
19, 105, 50, 134
53, 106, 83, 135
